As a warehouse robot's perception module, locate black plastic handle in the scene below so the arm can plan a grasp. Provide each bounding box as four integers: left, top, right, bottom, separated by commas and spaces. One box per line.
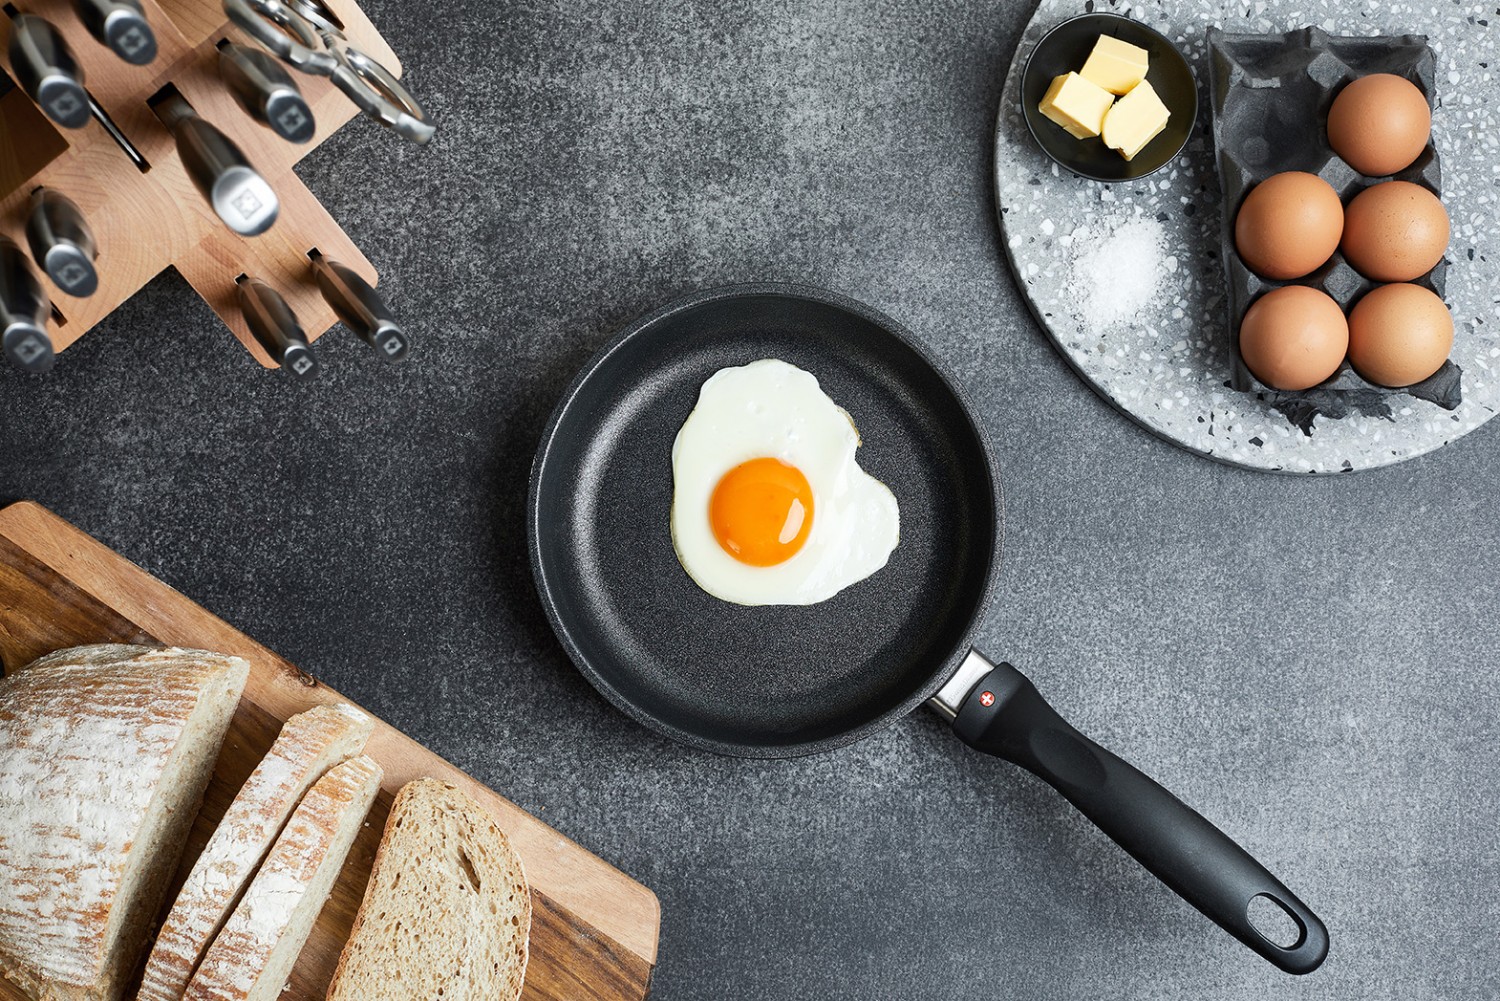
951, 659, 1328, 974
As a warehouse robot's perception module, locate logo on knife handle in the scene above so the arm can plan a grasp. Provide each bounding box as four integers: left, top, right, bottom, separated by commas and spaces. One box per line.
232, 189, 264, 220
979, 691, 995, 708
49, 92, 83, 121
119, 27, 150, 58
14, 334, 49, 366
277, 106, 309, 135
57, 261, 91, 291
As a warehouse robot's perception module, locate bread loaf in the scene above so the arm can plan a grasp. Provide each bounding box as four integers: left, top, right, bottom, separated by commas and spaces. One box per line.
0, 644, 249, 1001
182, 755, 382, 1001
325, 778, 531, 1001
138, 704, 374, 1001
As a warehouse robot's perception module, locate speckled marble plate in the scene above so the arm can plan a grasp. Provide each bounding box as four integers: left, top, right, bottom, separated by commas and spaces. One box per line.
995, 0, 1499, 473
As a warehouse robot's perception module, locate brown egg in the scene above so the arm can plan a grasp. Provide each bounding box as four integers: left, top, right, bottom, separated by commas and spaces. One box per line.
1327, 73, 1432, 177
1234, 172, 1344, 280
1238, 286, 1349, 391
1347, 283, 1453, 387
1341, 181, 1449, 282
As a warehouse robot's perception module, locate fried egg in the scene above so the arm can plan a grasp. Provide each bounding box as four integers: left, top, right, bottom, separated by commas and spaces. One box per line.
670, 358, 900, 606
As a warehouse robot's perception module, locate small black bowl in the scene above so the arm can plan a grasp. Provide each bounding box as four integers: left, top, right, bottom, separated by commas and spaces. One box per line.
1021, 13, 1198, 182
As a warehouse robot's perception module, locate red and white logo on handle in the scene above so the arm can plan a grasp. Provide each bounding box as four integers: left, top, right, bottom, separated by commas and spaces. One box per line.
979, 690, 995, 707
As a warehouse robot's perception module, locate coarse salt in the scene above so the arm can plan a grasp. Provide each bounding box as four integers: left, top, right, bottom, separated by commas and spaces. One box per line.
1069, 213, 1168, 330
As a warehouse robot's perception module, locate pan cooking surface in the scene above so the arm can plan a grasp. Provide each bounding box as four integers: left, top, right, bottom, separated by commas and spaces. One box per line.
530, 286, 998, 756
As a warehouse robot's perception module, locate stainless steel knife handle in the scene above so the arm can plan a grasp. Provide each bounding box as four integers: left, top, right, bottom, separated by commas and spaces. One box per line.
310, 253, 408, 360
218, 42, 315, 143
0, 237, 56, 374
25, 188, 99, 298
7, 14, 90, 128
236, 276, 318, 378
72, 0, 157, 65
156, 92, 279, 236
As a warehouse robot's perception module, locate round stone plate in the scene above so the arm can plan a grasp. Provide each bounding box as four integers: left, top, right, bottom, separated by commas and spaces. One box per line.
995, 0, 1499, 473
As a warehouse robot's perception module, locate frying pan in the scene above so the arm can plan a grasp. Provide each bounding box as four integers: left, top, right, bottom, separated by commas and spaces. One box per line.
528, 283, 1329, 974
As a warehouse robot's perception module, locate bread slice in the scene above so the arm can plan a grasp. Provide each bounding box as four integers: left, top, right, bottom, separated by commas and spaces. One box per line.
182, 755, 382, 1001
0, 644, 249, 1001
138, 704, 374, 1001
325, 778, 532, 1001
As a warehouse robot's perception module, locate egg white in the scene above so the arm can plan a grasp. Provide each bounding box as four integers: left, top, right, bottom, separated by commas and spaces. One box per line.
670, 358, 900, 606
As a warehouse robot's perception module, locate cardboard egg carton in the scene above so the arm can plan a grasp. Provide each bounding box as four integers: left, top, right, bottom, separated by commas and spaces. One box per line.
1207, 26, 1460, 432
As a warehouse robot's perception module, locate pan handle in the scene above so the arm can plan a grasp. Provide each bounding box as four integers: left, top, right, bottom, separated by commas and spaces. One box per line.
946, 655, 1328, 974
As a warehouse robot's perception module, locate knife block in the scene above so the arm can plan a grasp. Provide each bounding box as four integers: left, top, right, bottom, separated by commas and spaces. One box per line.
0, 0, 400, 370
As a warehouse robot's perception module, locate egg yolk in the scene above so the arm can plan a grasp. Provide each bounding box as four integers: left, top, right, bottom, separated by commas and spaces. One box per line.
709, 458, 814, 566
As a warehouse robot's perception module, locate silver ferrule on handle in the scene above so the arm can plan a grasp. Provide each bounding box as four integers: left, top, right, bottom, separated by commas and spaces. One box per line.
928, 649, 999, 721
26, 189, 99, 298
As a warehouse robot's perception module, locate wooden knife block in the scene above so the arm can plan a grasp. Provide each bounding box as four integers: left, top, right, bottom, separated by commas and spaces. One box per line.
0, 0, 401, 369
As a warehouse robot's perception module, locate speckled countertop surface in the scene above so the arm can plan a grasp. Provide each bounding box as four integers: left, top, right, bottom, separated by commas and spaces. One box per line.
2, 0, 1499, 998
997, 0, 1499, 471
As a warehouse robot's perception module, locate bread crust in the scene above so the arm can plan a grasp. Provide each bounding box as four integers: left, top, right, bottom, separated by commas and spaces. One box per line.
0, 645, 248, 1001
182, 756, 382, 1001
325, 779, 532, 1001
138, 704, 374, 1001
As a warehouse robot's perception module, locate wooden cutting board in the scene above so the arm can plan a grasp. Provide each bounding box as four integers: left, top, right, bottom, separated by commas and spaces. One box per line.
0, 501, 659, 1001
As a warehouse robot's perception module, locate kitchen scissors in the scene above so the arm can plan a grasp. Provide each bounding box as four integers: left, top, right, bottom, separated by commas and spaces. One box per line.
222, 0, 434, 144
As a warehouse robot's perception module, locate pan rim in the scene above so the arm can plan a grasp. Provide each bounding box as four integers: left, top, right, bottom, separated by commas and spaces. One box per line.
527, 281, 1005, 758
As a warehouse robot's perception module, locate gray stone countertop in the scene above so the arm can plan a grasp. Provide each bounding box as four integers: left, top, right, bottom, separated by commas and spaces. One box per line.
1, 0, 1497, 998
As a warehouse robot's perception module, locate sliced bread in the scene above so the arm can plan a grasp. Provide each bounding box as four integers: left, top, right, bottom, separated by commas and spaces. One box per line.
325, 778, 532, 1001
138, 703, 374, 1001
182, 755, 382, 1001
0, 644, 249, 1001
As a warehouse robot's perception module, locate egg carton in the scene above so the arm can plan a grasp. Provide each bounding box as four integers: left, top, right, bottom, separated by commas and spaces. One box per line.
1206, 26, 1461, 434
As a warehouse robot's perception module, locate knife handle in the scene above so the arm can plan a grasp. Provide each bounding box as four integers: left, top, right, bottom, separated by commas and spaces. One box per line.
7, 14, 90, 128
72, 0, 156, 65
236, 276, 318, 378
155, 92, 279, 236
218, 42, 315, 144
26, 188, 99, 298
309, 252, 408, 361
0, 237, 56, 374
952, 658, 1329, 975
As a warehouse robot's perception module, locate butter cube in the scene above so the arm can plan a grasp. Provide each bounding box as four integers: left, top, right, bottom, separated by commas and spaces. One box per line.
1038, 72, 1114, 140
1079, 35, 1150, 95
1102, 80, 1170, 160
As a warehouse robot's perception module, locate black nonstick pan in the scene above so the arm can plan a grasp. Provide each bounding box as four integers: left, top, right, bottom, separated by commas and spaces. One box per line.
528, 283, 1329, 974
